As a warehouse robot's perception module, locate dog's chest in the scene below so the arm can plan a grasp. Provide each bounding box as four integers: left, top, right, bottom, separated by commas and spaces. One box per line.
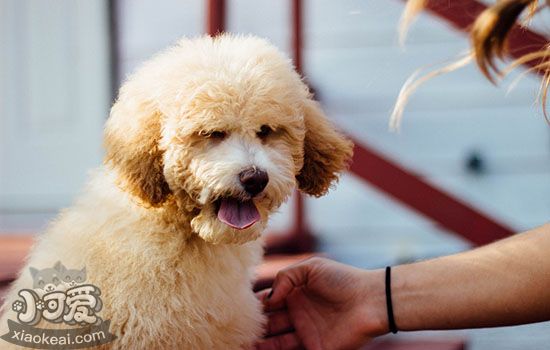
102, 239, 264, 348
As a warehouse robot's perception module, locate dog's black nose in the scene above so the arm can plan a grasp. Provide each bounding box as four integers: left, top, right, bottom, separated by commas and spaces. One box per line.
239, 167, 269, 196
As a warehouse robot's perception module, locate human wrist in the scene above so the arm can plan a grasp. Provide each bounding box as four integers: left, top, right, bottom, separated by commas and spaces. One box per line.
358, 268, 390, 337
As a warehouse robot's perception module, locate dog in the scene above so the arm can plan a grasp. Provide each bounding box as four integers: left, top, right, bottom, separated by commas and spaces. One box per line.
0, 34, 353, 349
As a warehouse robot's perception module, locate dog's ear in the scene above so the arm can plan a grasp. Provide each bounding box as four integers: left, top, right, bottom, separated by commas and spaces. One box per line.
296, 99, 353, 197
104, 86, 171, 207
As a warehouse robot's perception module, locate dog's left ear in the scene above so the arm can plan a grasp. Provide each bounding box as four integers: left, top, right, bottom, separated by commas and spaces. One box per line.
296, 99, 353, 197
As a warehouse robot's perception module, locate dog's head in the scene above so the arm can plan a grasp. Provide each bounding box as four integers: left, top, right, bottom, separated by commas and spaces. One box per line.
104, 35, 353, 244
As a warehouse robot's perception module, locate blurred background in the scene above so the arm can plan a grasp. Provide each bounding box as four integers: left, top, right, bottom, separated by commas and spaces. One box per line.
1, 1, 549, 349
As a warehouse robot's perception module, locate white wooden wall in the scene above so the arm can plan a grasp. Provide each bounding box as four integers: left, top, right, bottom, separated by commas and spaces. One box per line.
0, 0, 110, 231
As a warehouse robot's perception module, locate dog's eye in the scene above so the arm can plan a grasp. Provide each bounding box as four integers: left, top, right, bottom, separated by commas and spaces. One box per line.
200, 130, 227, 140
210, 131, 226, 139
257, 125, 273, 140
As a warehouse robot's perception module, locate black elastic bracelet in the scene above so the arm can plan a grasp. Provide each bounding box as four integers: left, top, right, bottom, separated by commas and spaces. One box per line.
385, 266, 398, 334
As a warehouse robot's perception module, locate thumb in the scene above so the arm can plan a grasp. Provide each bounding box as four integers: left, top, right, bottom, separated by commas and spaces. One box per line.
267, 260, 313, 307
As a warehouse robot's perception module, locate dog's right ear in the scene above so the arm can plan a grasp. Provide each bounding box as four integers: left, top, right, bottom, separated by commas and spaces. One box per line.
296, 99, 353, 197
104, 85, 171, 207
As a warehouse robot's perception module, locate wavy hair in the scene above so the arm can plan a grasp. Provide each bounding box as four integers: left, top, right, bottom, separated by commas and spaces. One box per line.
392, 0, 549, 129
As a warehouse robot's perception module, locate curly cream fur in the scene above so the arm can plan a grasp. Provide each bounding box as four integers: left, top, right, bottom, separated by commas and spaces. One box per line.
0, 34, 352, 349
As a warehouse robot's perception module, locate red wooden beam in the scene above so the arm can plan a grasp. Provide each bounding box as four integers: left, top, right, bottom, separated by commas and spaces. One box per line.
266, 0, 318, 254
350, 140, 514, 246
419, 0, 548, 72
290, 0, 314, 246
206, 0, 225, 36
292, 0, 303, 74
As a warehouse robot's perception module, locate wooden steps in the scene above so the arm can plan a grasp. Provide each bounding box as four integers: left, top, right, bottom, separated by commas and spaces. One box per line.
0, 235, 33, 282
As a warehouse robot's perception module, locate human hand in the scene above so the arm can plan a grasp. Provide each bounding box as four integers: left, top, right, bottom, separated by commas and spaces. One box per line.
256, 257, 388, 350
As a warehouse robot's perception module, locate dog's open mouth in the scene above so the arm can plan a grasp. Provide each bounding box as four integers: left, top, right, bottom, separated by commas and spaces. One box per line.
216, 197, 260, 230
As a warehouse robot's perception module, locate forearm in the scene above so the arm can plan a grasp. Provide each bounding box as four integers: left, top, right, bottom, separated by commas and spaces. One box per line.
371, 223, 550, 332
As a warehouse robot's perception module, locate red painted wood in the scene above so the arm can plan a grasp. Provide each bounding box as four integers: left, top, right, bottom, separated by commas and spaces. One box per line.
292, 0, 305, 236
0, 235, 33, 282
350, 140, 514, 246
292, 0, 303, 74
361, 339, 466, 350
206, 0, 225, 36
289, 0, 317, 252
420, 0, 548, 72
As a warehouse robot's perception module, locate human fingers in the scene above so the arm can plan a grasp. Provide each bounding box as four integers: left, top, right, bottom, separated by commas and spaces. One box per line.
267, 259, 314, 307
265, 310, 294, 337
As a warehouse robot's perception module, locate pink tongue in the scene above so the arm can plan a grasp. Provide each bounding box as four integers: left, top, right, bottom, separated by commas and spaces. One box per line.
217, 198, 260, 230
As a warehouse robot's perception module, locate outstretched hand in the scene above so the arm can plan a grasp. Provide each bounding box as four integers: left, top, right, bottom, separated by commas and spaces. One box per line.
256, 257, 388, 350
